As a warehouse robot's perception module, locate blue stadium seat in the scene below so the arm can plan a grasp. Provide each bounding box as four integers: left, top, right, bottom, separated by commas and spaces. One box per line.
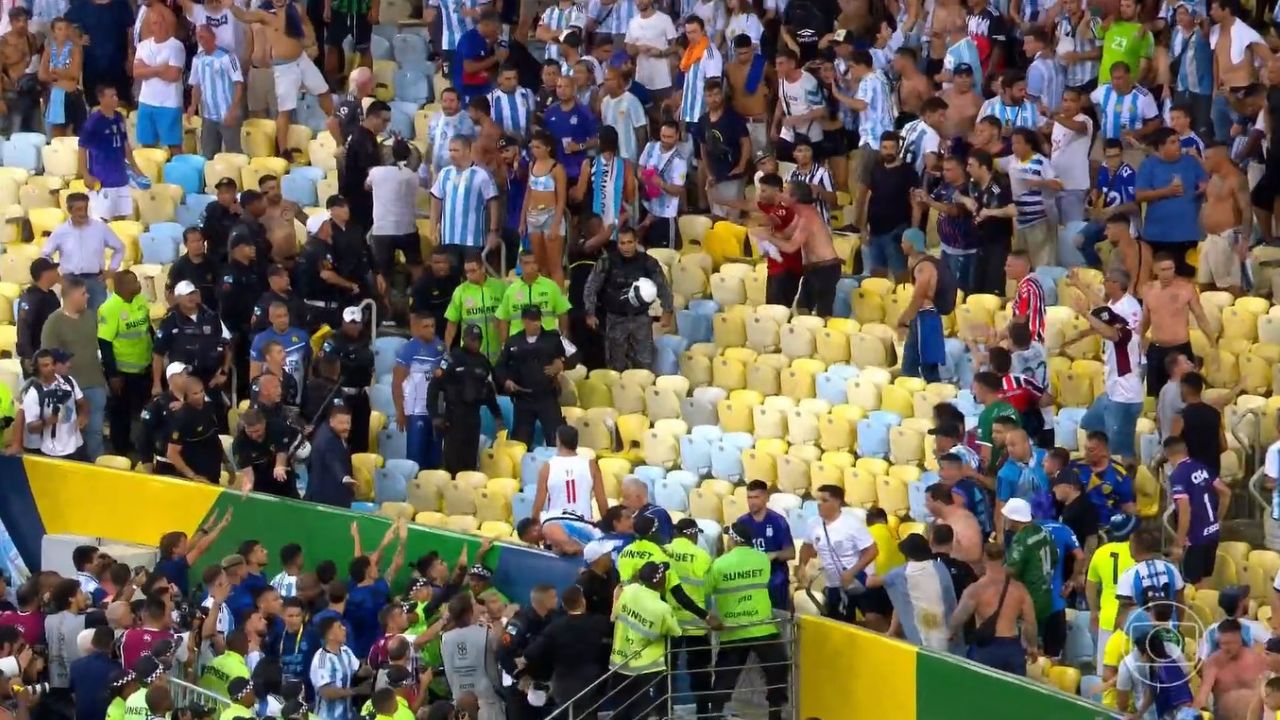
867, 410, 903, 428
384, 459, 419, 480
786, 507, 811, 541
722, 432, 754, 452
1064, 610, 1094, 666
632, 466, 665, 490
374, 337, 408, 377
1078, 674, 1103, 704
856, 419, 890, 459
678, 435, 711, 475
394, 71, 430, 104
710, 441, 743, 481
655, 334, 689, 356
375, 372, 393, 388
833, 277, 858, 318
369, 384, 396, 416
371, 34, 393, 60
688, 299, 719, 316
801, 500, 819, 519
1139, 431, 1161, 467
2, 141, 37, 172
655, 348, 679, 375
654, 480, 689, 512
163, 158, 204, 195
942, 338, 973, 387
826, 363, 859, 381
10, 132, 45, 151
512, 489, 535, 524
1034, 266, 1066, 305
281, 174, 318, 207
351, 502, 379, 513
520, 450, 550, 489
393, 34, 430, 71
151, 221, 184, 242
175, 197, 212, 228
374, 468, 408, 503
666, 470, 699, 492
816, 372, 847, 405
139, 232, 179, 264
289, 166, 327, 183
908, 480, 931, 522
690, 424, 723, 445
378, 427, 408, 460
676, 309, 712, 343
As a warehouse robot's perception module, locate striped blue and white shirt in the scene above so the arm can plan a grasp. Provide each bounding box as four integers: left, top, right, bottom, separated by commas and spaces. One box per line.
724, 11, 764, 48
855, 70, 894, 149
587, 0, 637, 35
488, 86, 536, 139
1002, 153, 1056, 228
601, 90, 648, 162
309, 646, 360, 720
1055, 14, 1102, 89
1169, 26, 1212, 95
270, 571, 298, 598
189, 48, 242, 123
1089, 83, 1159, 140
679, 44, 723, 123
1026, 53, 1064, 114
428, 110, 477, 173
430, 0, 486, 51
900, 118, 941, 176
540, 2, 586, 65
637, 141, 686, 218
431, 164, 499, 247
977, 97, 1042, 132
1118, 558, 1185, 606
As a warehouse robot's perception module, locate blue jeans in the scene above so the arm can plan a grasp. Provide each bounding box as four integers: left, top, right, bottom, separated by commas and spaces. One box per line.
1057, 189, 1088, 225
867, 225, 908, 275
973, 637, 1026, 676
1081, 394, 1143, 459
1211, 93, 1236, 143
81, 384, 106, 461
901, 309, 943, 382
1077, 221, 1105, 267
406, 414, 441, 470
942, 250, 977, 293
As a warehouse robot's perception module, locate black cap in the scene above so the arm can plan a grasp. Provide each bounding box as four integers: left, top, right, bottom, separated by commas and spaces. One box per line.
521, 305, 543, 321
462, 324, 484, 342
636, 561, 667, 585
50, 349, 73, 364
228, 677, 255, 701
385, 665, 414, 688
1265, 636, 1280, 654
131, 655, 162, 684
29, 257, 57, 281
1052, 470, 1083, 489
898, 532, 932, 561
498, 134, 519, 150
953, 63, 974, 76
725, 521, 755, 544
633, 513, 656, 538
927, 423, 963, 439
468, 564, 492, 579
674, 518, 702, 537
215, 177, 238, 191
230, 233, 256, 250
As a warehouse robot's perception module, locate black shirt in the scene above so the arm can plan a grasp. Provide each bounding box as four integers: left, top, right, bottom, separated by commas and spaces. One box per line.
410, 271, 460, 339
227, 217, 271, 275
523, 612, 612, 701
296, 238, 342, 305
698, 108, 749, 181
575, 567, 618, 617
168, 255, 221, 309
333, 94, 364, 145
140, 391, 180, 462
867, 161, 919, 234
495, 330, 567, 397
934, 552, 977, 601
330, 222, 373, 291
969, 175, 1015, 246
153, 306, 229, 379
232, 422, 289, 494
1059, 492, 1098, 545
251, 290, 309, 333
782, 0, 828, 64
341, 127, 379, 221
168, 401, 223, 483
201, 202, 241, 264
1180, 401, 1223, 476
16, 286, 60, 361
217, 259, 266, 335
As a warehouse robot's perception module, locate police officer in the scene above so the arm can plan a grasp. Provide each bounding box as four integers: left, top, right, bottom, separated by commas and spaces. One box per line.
608, 562, 687, 720
251, 265, 308, 333
166, 374, 225, 484
297, 201, 360, 331
168, 229, 220, 310
328, 197, 375, 298
202, 178, 242, 265
152, 281, 232, 397
232, 407, 295, 499
494, 307, 566, 448
581, 226, 674, 372
409, 247, 460, 339
665, 518, 713, 718
219, 233, 267, 399
707, 521, 788, 720
17, 258, 61, 374
228, 190, 272, 275
248, 372, 302, 444
317, 306, 374, 452
142, 363, 189, 475
427, 324, 505, 474
498, 585, 562, 720
97, 269, 153, 456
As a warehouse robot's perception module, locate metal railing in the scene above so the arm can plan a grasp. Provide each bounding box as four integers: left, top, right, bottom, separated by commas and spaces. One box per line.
169, 678, 232, 714
547, 617, 796, 720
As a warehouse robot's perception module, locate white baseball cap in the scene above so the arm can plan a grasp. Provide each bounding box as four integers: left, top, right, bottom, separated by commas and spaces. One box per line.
582, 540, 611, 565
1001, 497, 1033, 524
306, 211, 330, 235
342, 306, 364, 324
173, 280, 198, 296
165, 362, 190, 379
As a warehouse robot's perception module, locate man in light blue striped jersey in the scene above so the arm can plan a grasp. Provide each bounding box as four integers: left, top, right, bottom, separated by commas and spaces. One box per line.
1023, 29, 1063, 114
426, 0, 490, 69
677, 15, 722, 127
189, 25, 244, 157
309, 615, 361, 720
430, 136, 502, 254
1167, 2, 1213, 139
1056, 1, 1102, 93
589, 0, 636, 41
536, 0, 585, 65
422, 88, 478, 182
487, 64, 536, 140
836, 49, 894, 230
1088, 61, 1160, 169
1000, 128, 1063, 268
977, 69, 1046, 134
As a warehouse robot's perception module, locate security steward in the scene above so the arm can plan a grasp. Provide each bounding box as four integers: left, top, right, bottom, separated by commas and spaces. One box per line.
297, 203, 361, 331
219, 233, 267, 399
665, 518, 713, 718
426, 324, 505, 474
608, 562, 691, 720
97, 269, 153, 456
232, 407, 295, 499
165, 373, 225, 483
168, 229, 220, 310
317, 306, 374, 453
617, 515, 714, 627
142, 363, 189, 475
494, 306, 566, 448
201, 177, 242, 266
228, 190, 272, 275
251, 265, 308, 333
152, 280, 232, 398
498, 585, 562, 720
707, 521, 788, 720
17, 258, 63, 375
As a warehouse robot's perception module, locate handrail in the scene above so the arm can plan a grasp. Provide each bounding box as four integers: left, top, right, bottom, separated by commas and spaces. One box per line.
543, 646, 647, 720
358, 297, 378, 344
484, 241, 508, 282
1230, 408, 1261, 477
1249, 465, 1271, 510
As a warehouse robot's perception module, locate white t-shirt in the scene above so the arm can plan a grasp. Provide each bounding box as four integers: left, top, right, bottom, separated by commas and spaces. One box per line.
21, 377, 83, 457
199, 596, 233, 664
136, 38, 186, 109
1050, 114, 1093, 191
778, 71, 824, 143
543, 454, 595, 518
366, 165, 418, 235
187, 4, 242, 56
1103, 293, 1145, 403
808, 512, 876, 588
625, 11, 678, 90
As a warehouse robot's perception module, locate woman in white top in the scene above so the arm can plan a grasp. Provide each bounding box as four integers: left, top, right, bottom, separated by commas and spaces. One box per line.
520, 130, 569, 287
724, 0, 763, 49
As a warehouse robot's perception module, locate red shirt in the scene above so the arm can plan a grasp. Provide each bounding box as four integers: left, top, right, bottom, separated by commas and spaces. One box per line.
757, 201, 803, 276
119, 627, 175, 671
0, 611, 43, 648
1012, 275, 1046, 343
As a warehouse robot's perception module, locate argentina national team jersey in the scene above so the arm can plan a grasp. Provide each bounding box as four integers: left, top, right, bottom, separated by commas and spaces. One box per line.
1026, 55, 1064, 113
855, 70, 895, 148
428, 111, 477, 173
396, 337, 447, 416
431, 165, 499, 248
679, 44, 723, 123
899, 118, 940, 175
190, 48, 242, 123
977, 97, 1042, 131
431, 0, 485, 51
1004, 152, 1054, 227
588, 0, 636, 34
540, 2, 587, 64
1169, 27, 1212, 95
270, 571, 298, 598
310, 646, 360, 720
638, 141, 686, 218
1089, 83, 1159, 140
487, 86, 536, 138
1056, 14, 1102, 88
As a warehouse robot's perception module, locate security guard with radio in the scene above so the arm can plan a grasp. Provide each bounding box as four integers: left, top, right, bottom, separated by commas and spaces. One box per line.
152, 281, 232, 397
317, 306, 374, 452
706, 521, 788, 720
665, 518, 714, 718
426, 324, 505, 474
296, 202, 360, 331
498, 585, 562, 720
142, 363, 190, 475
494, 306, 567, 448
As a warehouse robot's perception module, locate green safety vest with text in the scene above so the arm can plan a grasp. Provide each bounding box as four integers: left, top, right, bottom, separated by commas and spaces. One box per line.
218, 706, 255, 720
610, 583, 681, 675
617, 539, 679, 596
707, 546, 779, 642
407, 598, 450, 697
663, 537, 711, 635
98, 293, 154, 373
198, 649, 250, 699
360, 696, 415, 720
124, 687, 170, 720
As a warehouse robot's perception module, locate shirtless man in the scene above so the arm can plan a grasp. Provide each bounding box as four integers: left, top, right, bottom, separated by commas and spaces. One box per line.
1210, 0, 1271, 94
724, 33, 770, 158
244, 16, 277, 120
1198, 143, 1252, 296
925, 483, 982, 564
230, 0, 334, 158
466, 96, 503, 175
0, 7, 39, 133
767, 182, 839, 317
927, 0, 968, 80
1141, 252, 1216, 397
940, 63, 983, 138
949, 542, 1040, 676
259, 175, 301, 231
1194, 619, 1268, 720
893, 46, 934, 121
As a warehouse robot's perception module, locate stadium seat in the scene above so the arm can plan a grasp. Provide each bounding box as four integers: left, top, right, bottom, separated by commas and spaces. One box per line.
414, 511, 447, 527
475, 489, 511, 523
94, 455, 132, 470
655, 480, 689, 512
679, 435, 712, 476
777, 455, 810, 494
689, 488, 722, 522
446, 515, 480, 533
1047, 666, 1081, 695
408, 471, 447, 513
374, 469, 408, 503
752, 406, 786, 439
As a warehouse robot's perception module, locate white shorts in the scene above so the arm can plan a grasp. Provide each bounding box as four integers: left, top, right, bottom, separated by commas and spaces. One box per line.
89, 185, 133, 220
1095, 626, 1113, 675
1196, 228, 1244, 288
273, 55, 328, 113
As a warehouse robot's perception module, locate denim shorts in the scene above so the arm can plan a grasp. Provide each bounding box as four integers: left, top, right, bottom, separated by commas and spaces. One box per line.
867, 225, 908, 274
1081, 394, 1144, 459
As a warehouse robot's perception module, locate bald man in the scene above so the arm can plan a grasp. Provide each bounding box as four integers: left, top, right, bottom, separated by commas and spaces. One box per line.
329, 67, 375, 146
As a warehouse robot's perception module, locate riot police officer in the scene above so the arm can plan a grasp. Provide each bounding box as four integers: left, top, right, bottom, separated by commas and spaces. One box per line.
152, 281, 232, 397
498, 586, 562, 720
232, 406, 297, 499
251, 265, 308, 333
219, 234, 266, 400
168, 229, 220, 310
426, 324, 505, 474
141, 362, 189, 476
297, 201, 361, 330
494, 307, 566, 448
317, 306, 374, 452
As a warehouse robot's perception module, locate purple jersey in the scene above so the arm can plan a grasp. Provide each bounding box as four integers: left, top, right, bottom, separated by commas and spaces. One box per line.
1169, 457, 1220, 544
737, 509, 793, 607
79, 110, 129, 189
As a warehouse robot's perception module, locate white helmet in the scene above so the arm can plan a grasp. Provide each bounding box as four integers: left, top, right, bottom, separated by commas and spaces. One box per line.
628, 277, 658, 307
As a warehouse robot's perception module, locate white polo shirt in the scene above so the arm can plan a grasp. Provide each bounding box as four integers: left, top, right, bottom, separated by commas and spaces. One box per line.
808, 511, 876, 588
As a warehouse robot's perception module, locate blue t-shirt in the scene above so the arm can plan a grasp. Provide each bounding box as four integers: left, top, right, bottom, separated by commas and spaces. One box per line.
1150, 660, 1195, 718
1096, 162, 1137, 209
153, 556, 191, 598
1136, 153, 1207, 243
1169, 456, 1221, 545
736, 509, 793, 605
1072, 460, 1135, 527
625, 80, 651, 107
79, 110, 129, 189
1036, 520, 1081, 613
226, 584, 256, 627
344, 578, 391, 658
69, 651, 120, 720
954, 478, 993, 536
66, 0, 132, 64
996, 448, 1050, 508
542, 102, 597, 182
453, 29, 494, 100
395, 337, 447, 417
250, 327, 312, 394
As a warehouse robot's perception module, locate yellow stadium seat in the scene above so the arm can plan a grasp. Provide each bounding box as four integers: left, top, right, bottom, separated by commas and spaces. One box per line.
240, 119, 276, 158
780, 368, 816, 401
777, 454, 810, 494
378, 502, 415, 521
1223, 306, 1259, 343
786, 408, 819, 445
1250, 550, 1280, 580
722, 347, 759, 365
643, 386, 682, 421
133, 148, 169, 183
1203, 349, 1239, 389
745, 315, 781, 353
821, 450, 854, 469
713, 312, 746, 349
678, 215, 714, 247
779, 323, 815, 359
721, 494, 748, 523
94, 455, 132, 470
843, 378, 878, 410
738, 362, 776, 395
689, 488, 722, 522
756, 438, 789, 458
741, 450, 778, 487
814, 327, 850, 364
1047, 666, 1081, 695
351, 453, 383, 501
479, 448, 514, 479
28, 206, 66, 241
577, 378, 613, 409
818, 414, 854, 452
1210, 553, 1238, 590
808, 461, 842, 496
1239, 352, 1271, 395
611, 380, 646, 415
752, 406, 786, 439
475, 489, 512, 523
479, 521, 513, 538
408, 471, 448, 512
848, 332, 888, 369
414, 511, 447, 527
641, 430, 679, 468
889, 427, 925, 465
654, 374, 690, 397
442, 480, 478, 515
445, 515, 479, 534
712, 357, 747, 391
1236, 295, 1271, 316
844, 467, 876, 506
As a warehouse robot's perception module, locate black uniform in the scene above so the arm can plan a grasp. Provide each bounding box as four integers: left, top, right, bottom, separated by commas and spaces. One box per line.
167, 255, 221, 310
523, 611, 612, 719
301, 374, 339, 427
332, 94, 364, 145
139, 391, 180, 474
251, 289, 309, 333
426, 347, 502, 474
296, 238, 346, 330
249, 369, 301, 409
494, 330, 566, 447
201, 201, 241, 265
227, 216, 272, 275
167, 401, 224, 483
16, 285, 60, 368
231, 414, 296, 498
218, 260, 266, 399
153, 306, 230, 386
319, 333, 374, 453
340, 126, 379, 230
498, 607, 563, 720
331, 221, 374, 296
409, 270, 460, 341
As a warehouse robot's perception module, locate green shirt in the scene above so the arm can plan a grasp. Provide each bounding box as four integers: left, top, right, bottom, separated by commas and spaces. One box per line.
218, 706, 255, 720
706, 546, 777, 642
108, 696, 127, 720
198, 650, 250, 699
407, 598, 449, 696
496, 276, 572, 331
444, 278, 508, 361
1007, 524, 1058, 621
977, 400, 1019, 449
663, 537, 712, 635
331, 0, 371, 16
124, 688, 157, 720
1099, 21, 1153, 82
98, 292, 154, 374
359, 697, 414, 720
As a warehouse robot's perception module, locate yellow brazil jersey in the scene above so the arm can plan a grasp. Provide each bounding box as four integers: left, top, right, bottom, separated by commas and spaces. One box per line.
1100, 629, 1131, 709
1086, 540, 1135, 632
868, 524, 905, 576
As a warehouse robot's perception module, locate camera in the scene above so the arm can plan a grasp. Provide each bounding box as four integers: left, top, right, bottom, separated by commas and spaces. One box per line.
10, 682, 48, 699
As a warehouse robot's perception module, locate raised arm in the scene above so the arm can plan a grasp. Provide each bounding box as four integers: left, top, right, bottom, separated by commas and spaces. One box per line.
384, 518, 408, 581
186, 508, 233, 566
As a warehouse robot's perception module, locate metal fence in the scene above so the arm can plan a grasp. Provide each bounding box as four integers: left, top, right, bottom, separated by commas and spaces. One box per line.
169, 678, 232, 714
548, 617, 797, 720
